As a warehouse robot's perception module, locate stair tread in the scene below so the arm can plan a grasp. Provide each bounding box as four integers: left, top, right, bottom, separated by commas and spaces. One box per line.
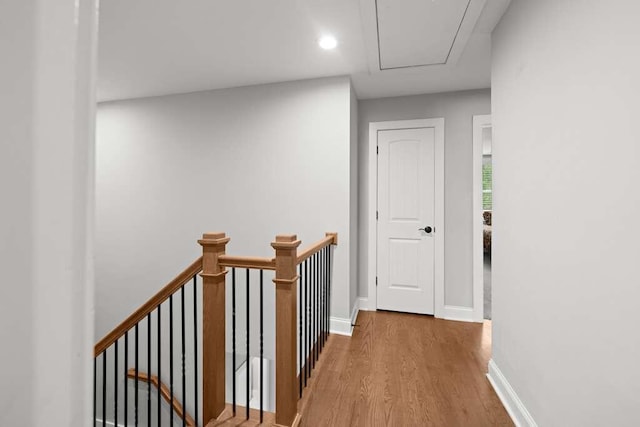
207, 404, 277, 427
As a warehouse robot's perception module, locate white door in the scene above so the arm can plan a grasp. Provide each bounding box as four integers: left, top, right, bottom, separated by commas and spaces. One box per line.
377, 127, 436, 314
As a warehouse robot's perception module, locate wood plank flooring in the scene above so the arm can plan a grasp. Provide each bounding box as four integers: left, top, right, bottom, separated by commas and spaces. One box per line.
297, 310, 513, 427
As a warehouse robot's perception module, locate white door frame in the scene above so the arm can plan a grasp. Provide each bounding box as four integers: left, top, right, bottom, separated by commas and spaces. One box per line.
472, 114, 492, 322
367, 119, 445, 318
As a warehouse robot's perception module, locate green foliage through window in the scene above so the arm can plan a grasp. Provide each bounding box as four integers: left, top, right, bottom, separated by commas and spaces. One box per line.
482, 161, 492, 210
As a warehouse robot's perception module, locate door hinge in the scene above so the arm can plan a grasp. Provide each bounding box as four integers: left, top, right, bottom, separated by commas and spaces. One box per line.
376, 277, 378, 286
376, 211, 379, 220
376, 146, 379, 155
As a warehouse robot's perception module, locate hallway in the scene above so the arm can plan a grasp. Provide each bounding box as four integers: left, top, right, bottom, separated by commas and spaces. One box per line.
299, 311, 512, 426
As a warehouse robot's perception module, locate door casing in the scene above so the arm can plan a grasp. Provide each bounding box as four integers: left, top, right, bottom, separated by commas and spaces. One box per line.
367, 119, 445, 317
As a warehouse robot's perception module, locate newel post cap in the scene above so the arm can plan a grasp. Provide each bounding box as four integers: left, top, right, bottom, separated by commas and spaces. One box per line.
271, 234, 301, 250
198, 232, 230, 246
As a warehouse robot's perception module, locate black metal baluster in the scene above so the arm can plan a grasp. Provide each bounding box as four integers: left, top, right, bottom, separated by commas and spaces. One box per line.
325, 246, 329, 342
318, 251, 322, 356
325, 247, 328, 345
102, 351, 106, 426
232, 268, 236, 415
93, 357, 96, 427
313, 252, 317, 367
323, 247, 326, 347
318, 248, 324, 353
193, 275, 199, 427
315, 252, 319, 363
147, 313, 151, 425
158, 304, 162, 426
317, 250, 321, 354
313, 253, 316, 362
326, 247, 329, 340
246, 269, 250, 420
302, 260, 306, 383
305, 259, 310, 381
322, 247, 325, 345
260, 269, 264, 423
170, 295, 174, 427
114, 340, 118, 427
181, 285, 187, 427
318, 250, 322, 353
319, 248, 323, 350
124, 332, 128, 426
135, 323, 139, 427
328, 246, 332, 336
298, 262, 303, 398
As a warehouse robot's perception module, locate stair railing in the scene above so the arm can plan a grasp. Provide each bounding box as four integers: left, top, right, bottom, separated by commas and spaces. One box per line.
200, 231, 336, 426
94, 231, 336, 427
93, 257, 202, 426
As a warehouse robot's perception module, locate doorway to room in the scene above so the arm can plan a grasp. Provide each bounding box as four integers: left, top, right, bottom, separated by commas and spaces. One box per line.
473, 115, 492, 320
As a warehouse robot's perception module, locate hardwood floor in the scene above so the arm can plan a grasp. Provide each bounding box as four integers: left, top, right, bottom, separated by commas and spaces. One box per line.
297, 310, 512, 427
207, 404, 276, 426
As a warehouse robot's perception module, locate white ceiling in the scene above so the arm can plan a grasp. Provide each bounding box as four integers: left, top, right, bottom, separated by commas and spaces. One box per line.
97, 0, 510, 102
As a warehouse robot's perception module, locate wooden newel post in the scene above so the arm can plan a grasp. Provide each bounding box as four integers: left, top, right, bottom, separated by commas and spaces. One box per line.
199, 232, 230, 424
272, 234, 302, 427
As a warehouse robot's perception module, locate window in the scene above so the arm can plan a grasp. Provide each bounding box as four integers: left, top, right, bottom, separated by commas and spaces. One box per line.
482, 158, 492, 210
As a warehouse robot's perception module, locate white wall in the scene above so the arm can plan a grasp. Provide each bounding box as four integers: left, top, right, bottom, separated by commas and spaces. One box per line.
0, 0, 97, 425
95, 76, 357, 356
358, 90, 491, 309
349, 85, 359, 315
491, 1, 640, 425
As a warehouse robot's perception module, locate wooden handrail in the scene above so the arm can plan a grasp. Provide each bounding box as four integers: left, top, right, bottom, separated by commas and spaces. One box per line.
215, 232, 338, 271
127, 369, 195, 427
94, 257, 203, 356
296, 232, 337, 265
218, 254, 276, 270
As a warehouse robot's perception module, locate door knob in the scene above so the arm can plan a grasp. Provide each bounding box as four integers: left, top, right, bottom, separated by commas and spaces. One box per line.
419, 226, 433, 233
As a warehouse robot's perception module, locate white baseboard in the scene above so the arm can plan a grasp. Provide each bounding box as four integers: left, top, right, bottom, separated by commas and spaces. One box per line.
359, 296, 376, 311
351, 299, 360, 324
357, 297, 372, 311
330, 297, 369, 336
329, 316, 353, 336
340, 300, 475, 324
487, 359, 538, 427
442, 305, 475, 322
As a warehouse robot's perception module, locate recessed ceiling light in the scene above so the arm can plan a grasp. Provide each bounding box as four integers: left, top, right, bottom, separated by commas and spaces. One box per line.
318, 35, 338, 50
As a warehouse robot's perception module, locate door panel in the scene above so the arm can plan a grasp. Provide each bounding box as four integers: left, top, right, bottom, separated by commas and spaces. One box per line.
377, 127, 435, 314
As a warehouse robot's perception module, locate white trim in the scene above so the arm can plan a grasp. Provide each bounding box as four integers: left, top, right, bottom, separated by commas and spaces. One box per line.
368, 119, 445, 319
442, 305, 475, 322
472, 114, 492, 322
330, 297, 370, 336
357, 297, 373, 311
330, 316, 353, 336
487, 360, 538, 427
350, 298, 360, 325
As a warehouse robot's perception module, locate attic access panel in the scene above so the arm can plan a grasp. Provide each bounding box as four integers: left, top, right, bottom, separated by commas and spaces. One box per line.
376, 0, 472, 69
